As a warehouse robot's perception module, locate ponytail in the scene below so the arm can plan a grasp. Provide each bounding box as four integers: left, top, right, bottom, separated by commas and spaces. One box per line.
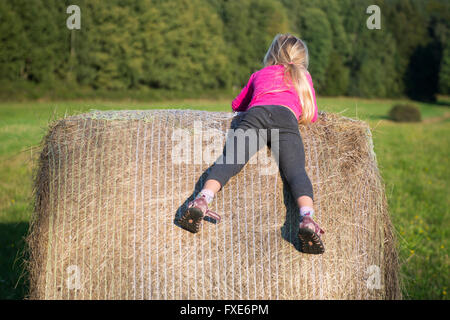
285, 64, 315, 124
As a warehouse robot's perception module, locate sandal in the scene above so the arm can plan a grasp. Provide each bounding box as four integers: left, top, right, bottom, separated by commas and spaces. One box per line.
179, 196, 221, 233
298, 216, 325, 254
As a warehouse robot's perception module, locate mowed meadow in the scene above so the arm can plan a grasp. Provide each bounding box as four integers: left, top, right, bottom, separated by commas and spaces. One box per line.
0, 97, 448, 299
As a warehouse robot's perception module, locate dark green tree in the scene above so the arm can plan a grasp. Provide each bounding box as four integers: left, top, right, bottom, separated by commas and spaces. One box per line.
222, 0, 289, 86
324, 52, 349, 96
439, 44, 450, 94
426, 0, 450, 95
316, 0, 351, 95
137, 0, 231, 91
0, 0, 448, 99
82, 0, 142, 90
297, 7, 332, 92
382, 0, 429, 96
0, 1, 26, 80
348, 1, 399, 98
7, 0, 65, 84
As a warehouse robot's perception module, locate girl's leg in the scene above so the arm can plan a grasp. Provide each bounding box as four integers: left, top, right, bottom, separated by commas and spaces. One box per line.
275, 128, 314, 211
196, 179, 221, 204
198, 108, 268, 202
197, 132, 264, 203
203, 179, 221, 194
275, 126, 324, 253
297, 195, 313, 209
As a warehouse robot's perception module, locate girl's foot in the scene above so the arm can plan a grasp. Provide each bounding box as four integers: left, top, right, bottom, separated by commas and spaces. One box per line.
179, 196, 221, 233
298, 216, 325, 254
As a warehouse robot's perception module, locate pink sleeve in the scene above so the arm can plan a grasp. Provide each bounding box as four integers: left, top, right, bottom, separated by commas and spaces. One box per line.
306, 72, 319, 123
232, 73, 254, 112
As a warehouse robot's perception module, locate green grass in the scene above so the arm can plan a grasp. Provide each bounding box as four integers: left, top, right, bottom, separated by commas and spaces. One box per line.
0, 96, 448, 299
373, 121, 449, 299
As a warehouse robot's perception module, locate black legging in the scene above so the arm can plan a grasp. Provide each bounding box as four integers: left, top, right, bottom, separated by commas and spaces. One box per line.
206, 105, 314, 201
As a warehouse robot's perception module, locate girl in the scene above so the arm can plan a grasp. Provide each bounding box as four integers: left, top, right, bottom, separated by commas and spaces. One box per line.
179, 34, 325, 254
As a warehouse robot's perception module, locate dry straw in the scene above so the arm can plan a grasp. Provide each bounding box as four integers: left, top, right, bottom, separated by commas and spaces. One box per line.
27, 109, 400, 299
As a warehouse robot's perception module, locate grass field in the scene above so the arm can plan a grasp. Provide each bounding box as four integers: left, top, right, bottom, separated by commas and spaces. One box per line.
0, 97, 448, 299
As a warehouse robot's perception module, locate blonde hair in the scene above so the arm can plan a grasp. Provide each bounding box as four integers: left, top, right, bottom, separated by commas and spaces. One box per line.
263, 33, 315, 124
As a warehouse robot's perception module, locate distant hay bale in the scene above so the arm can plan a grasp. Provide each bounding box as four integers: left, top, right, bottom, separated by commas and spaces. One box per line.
27, 109, 400, 300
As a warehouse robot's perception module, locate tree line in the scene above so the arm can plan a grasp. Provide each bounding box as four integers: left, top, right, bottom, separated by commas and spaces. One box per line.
0, 0, 449, 101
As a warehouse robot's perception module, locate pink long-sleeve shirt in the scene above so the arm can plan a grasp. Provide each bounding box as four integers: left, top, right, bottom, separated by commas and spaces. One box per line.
231, 64, 318, 123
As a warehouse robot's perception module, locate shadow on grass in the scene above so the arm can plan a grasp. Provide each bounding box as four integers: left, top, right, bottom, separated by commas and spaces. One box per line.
0, 222, 29, 300
408, 95, 450, 107
366, 114, 391, 121
432, 99, 450, 107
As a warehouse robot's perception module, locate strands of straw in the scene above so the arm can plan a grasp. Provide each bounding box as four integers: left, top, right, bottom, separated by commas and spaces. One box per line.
27, 110, 400, 300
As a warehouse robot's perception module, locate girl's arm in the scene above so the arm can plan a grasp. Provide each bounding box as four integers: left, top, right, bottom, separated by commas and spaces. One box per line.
306, 72, 319, 123
232, 73, 255, 112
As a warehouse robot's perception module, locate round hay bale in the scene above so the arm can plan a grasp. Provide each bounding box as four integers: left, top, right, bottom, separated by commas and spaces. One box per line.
27, 109, 400, 299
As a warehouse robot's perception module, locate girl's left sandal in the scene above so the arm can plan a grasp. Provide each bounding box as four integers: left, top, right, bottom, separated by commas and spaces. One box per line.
298, 227, 325, 254
179, 207, 204, 233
